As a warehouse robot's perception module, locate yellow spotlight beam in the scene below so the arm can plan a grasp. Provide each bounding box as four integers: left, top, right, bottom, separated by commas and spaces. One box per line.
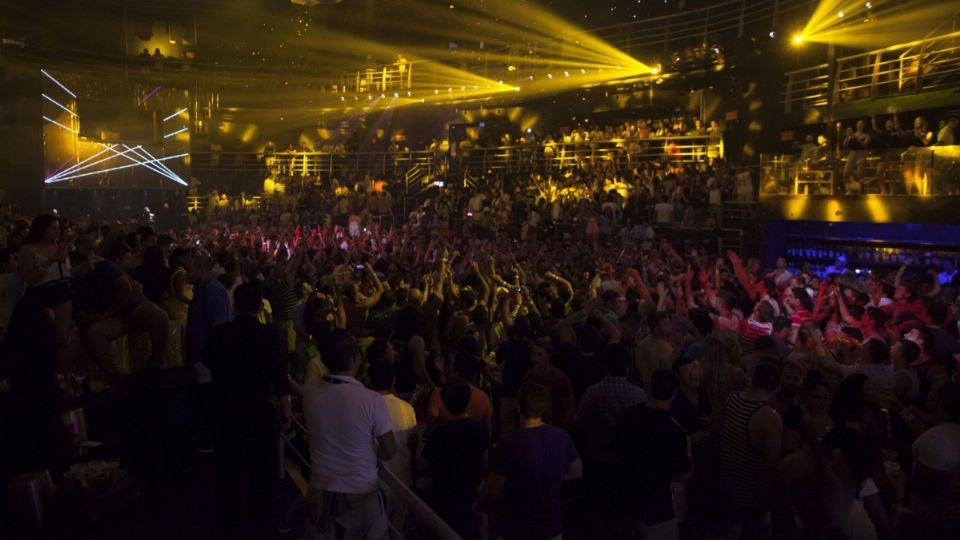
800, 1, 960, 49
379, 0, 651, 81
216, 0, 654, 118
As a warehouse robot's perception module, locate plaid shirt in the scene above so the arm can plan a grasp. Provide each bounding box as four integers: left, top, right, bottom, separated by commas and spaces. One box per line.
574, 376, 647, 463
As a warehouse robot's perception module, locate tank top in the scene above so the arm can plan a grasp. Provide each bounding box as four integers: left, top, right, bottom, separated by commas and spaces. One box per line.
30, 248, 71, 286
720, 392, 771, 508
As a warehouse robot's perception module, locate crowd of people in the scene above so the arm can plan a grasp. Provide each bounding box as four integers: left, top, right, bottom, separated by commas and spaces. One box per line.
785, 111, 959, 196
1, 156, 959, 540
196, 114, 725, 191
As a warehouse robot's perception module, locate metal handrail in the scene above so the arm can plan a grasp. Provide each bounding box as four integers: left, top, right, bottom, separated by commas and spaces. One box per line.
759, 147, 960, 197
285, 377, 461, 540
834, 35, 960, 101
184, 134, 723, 183
784, 29, 960, 112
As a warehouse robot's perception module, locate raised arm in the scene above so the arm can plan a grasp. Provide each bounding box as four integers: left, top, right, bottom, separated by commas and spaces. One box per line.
357, 264, 385, 309
545, 270, 574, 310
471, 261, 492, 307
728, 250, 758, 301
835, 289, 860, 326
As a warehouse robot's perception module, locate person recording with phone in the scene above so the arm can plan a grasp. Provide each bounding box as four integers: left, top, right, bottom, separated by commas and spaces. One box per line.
341, 263, 385, 337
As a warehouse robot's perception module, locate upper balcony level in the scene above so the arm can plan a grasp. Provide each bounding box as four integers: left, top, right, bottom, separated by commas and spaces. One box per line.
782, 27, 960, 123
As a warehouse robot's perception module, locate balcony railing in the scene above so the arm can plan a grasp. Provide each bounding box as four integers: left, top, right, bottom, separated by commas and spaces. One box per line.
782, 28, 960, 114
834, 30, 960, 102
285, 378, 461, 540
759, 145, 960, 197
185, 134, 723, 190
782, 63, 830, 114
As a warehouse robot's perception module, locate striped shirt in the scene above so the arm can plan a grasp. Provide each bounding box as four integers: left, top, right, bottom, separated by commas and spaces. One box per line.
739, 318, 772, 355
720, 392, 772, 509
789, 309, 813, 331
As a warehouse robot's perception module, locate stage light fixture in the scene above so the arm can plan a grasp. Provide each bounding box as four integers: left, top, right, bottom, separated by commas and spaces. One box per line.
792, 34, 805, 45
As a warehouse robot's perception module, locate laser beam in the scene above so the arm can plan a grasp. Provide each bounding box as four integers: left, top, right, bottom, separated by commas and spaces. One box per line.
163, 108, 189, 122
42, 116, 77, 134
48, 145, 144, 180
42, 94, 77, 117
164, 126, 189, 139
139, 86, 161, 105
46, 144, 117, 182
45, 153, 188, 183
101, 144, 182, 184
122, 145, 188, 185
128, 145, 182, 181
40, 69, 77, 98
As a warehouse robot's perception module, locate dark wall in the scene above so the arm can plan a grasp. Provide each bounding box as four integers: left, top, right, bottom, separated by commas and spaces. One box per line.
0, 77, 43, 209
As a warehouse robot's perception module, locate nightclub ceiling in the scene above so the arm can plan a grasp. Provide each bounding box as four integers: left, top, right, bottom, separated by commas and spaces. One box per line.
1, 0, 734, 75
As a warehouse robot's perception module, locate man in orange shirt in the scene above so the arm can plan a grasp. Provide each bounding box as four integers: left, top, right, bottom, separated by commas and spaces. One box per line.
427, 351, 493, 440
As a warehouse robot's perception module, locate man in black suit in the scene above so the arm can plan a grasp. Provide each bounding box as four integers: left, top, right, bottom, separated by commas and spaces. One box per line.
203, 282, 292, 538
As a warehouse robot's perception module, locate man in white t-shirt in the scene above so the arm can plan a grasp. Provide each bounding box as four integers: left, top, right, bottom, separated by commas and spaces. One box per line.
368, 359, 418, 532
654, 197, 674, 224
303, 330, 397, 539
908, 382, 960, 536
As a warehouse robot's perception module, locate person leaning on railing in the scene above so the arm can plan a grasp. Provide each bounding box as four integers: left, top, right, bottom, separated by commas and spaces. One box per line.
302, 329, 397, 540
